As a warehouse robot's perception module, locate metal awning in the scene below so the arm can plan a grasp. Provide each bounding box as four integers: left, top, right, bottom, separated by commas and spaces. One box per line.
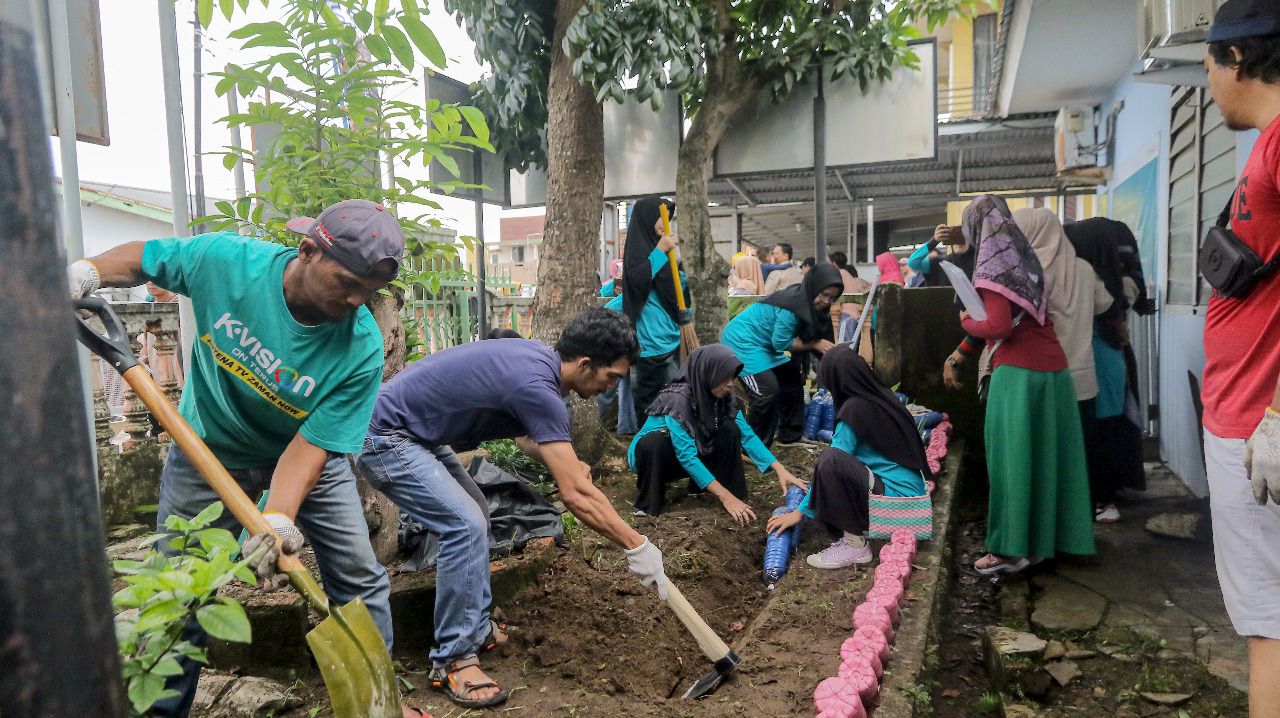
708, 118, 1097, 256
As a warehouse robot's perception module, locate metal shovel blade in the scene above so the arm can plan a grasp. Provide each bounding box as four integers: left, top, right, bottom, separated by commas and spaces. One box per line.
682, 651, 740, 699
304, 596, 400, 718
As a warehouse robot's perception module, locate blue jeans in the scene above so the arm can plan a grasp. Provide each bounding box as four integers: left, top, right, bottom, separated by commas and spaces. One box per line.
355, 434, 492, 669
150, 446, 393, 718
597, 375, 638, 434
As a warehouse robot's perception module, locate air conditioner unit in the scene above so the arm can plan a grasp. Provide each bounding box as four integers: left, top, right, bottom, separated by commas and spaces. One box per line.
1055, 107, 1097, 173
1145, 0, 1219, 59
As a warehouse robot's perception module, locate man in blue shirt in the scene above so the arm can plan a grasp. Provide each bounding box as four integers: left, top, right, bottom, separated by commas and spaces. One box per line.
66, 200, 420, 717
355, 308, 667, 709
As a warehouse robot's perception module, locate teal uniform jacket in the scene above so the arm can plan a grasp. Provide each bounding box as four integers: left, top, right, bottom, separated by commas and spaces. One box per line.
602, 247, 683, 357
628, 412, 776, 489
797, 421, 927, 517
720, 302, 799, 375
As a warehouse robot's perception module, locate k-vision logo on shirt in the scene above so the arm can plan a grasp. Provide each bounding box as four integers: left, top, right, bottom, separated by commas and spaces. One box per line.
201, 312, 317, 419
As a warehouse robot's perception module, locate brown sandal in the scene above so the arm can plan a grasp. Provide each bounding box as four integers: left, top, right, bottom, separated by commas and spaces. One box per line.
480, 619, 509, 653
429, 657, 508, 708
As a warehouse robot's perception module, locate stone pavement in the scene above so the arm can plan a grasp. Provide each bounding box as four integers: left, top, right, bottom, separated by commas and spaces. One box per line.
1019, 463, 1248, 692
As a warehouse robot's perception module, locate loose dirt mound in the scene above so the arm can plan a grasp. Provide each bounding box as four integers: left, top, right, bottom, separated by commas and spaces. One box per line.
397, 445, 874, 717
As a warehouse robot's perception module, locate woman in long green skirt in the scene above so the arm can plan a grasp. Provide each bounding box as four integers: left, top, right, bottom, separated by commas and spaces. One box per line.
958, 195, 1096, 575
984, 365, 1095, 562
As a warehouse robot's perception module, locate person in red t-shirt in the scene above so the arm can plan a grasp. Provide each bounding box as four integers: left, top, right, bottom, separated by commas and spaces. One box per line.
1202, 2, 1280, 714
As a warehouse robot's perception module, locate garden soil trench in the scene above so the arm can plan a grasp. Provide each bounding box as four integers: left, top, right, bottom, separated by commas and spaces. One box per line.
394, 446, 872, 718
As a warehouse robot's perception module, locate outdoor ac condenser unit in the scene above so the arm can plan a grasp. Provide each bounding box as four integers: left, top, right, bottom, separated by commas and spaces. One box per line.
1055, 107, 1098, 173
1146, 0, 1219, 47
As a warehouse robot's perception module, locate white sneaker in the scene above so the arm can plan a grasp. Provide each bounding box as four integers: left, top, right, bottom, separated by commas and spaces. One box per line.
1095, 505, 1120, 523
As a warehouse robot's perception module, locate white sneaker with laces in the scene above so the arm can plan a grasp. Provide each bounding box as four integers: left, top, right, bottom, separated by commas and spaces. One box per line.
1095, 505, 1120, 523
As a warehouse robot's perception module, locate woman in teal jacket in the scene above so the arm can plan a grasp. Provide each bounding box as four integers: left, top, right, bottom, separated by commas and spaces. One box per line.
620, 197, 687, 416
767, 346, 930, 568
629, 344, 804, 521
722, 263, 844, 446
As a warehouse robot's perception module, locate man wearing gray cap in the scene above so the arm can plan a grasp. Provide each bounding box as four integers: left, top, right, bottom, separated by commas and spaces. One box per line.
1200, 2, 1280, 714
67, 199, 422, 717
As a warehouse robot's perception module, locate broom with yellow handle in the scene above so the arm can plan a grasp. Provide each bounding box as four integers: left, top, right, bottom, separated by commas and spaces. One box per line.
660, 203, 699, 362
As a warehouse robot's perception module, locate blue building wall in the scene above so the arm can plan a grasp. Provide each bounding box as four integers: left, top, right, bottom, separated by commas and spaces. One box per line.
1099, 65, 1262, 497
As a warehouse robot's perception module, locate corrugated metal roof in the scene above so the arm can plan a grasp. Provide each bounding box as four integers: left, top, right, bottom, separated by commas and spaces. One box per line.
708, 118, 1097, 255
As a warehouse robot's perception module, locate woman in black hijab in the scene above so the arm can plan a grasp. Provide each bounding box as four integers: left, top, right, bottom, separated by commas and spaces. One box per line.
622, 197, 688, 416
1064, 218, 1147, 522
767, 345, 930, 569
721, 262, 845, 447
627, 344, 804, 521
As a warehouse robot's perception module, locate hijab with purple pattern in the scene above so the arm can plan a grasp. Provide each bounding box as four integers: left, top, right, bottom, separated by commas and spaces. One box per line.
962, 194, 1048, 326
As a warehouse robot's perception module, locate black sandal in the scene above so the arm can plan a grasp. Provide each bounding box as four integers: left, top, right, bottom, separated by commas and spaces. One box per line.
429, 657, 508, 709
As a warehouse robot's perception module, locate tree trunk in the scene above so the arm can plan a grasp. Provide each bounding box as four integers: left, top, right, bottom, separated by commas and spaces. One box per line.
363, 285, 406, 560
531, 0, 617, 465
531, 0, 604, 345
678, 0, 763, 344
369, 288, 406, 382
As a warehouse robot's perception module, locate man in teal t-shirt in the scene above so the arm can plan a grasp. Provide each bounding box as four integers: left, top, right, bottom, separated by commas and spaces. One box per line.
67, 200, 419, 718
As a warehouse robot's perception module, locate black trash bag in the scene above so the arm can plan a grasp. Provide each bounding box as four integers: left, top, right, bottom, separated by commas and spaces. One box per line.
399, 457, 564, 572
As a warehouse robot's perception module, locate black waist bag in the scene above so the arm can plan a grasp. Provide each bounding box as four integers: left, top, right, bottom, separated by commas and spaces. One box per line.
1199, 188, 1280, 299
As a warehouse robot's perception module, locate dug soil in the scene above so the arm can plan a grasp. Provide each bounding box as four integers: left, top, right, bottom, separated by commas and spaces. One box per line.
403, 444, 871, 717
240, 444, 877, 717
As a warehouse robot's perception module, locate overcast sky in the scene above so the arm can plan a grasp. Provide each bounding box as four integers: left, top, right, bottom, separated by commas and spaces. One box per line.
52, 0, 537, 243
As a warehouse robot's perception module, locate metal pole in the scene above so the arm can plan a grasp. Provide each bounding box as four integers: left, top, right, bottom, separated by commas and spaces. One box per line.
0, 5, 127, 712
191, 4, 207, 232
48, 0, 82, 258
158, 0, 197, 366
473, 151, 487, 340
866, 199, 875, 264
47, 0, 98, 482
846, 206, 854, 260
813, 70, 827, 262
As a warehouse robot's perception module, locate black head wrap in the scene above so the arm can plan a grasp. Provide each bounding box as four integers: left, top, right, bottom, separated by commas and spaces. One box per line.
818, 345, 931, 479
763, 262, 844, 342
646, 344, 743, 454
1064, 218, 1135, 348
622, 197, 681, 325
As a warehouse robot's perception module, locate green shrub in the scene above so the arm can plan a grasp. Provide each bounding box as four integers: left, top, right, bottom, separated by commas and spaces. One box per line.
113, 502, 256, 715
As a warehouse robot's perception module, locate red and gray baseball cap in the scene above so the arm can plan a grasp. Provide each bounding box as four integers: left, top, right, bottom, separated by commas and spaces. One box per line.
286, 199, 405, 281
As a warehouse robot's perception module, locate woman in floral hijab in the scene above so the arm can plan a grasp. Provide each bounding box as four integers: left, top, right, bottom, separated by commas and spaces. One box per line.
959, 195, 1096, 575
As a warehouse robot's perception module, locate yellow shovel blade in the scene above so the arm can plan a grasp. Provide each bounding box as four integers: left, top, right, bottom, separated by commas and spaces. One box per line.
305, 596, 400, 718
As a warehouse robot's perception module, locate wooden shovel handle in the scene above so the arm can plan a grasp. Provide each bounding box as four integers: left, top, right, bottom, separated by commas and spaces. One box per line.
664, 581, 733, 662
121, 365, 307, 576
659, 203, 689, 312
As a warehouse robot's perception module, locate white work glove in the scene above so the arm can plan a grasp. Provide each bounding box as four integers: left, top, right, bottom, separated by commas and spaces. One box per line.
67, 259, 101, 300
1247, 408, 1280, 506
624, 536, 668, 601
241, 512, 305, 591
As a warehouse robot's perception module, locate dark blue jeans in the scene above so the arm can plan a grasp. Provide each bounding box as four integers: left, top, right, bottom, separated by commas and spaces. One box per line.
149, 446, 392, 717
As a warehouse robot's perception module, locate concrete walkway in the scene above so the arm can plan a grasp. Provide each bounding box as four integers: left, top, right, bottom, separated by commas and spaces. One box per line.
1024, 463, 1248, 692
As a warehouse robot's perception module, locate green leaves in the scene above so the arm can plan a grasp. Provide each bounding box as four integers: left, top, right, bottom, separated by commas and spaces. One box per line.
381, 24, 415, 69
197, 0, 214, 28
400, 16, 446, 69
197, 600, 252, 642
114, 502, 254, 716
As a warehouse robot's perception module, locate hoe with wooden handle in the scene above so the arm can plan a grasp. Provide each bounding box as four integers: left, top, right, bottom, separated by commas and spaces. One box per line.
665, 582, 740, 699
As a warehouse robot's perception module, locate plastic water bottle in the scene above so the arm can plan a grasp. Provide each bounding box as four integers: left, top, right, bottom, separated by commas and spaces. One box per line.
784, 486, 806, 547
914, 410, 945, 433
821, 391, 836, 433
762, 507, 794, 588
803, 390, 825, 439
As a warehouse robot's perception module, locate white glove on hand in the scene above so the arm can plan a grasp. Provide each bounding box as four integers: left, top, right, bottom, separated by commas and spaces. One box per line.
241, 512, 305, 591
624, 536, 668, 601
67, 259, 101, 300
1248, 408, 1280, 506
